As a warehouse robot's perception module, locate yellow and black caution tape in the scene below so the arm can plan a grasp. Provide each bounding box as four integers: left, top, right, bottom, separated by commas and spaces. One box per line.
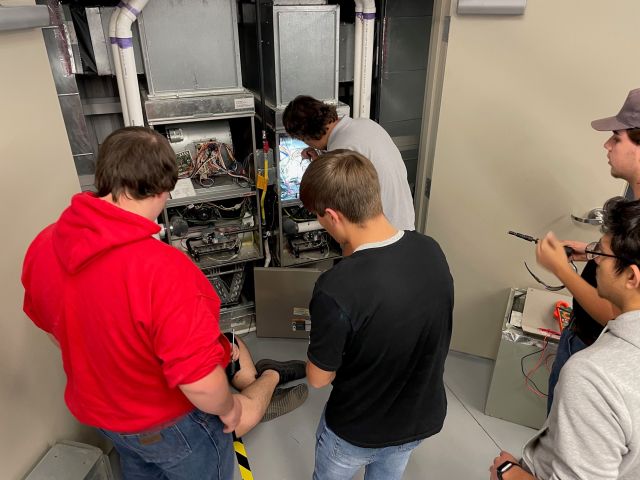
233, 432, 254, 480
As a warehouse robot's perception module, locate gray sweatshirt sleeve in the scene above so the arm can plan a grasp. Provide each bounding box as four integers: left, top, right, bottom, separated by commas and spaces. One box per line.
525, 355, 631, 479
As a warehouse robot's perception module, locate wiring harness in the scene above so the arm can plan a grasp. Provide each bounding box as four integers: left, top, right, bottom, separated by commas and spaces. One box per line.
177, 140, 251, 187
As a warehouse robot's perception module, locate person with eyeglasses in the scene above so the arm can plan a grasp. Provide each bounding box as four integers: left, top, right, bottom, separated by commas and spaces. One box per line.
491, 196, 640, 480
535, 88, 640, 414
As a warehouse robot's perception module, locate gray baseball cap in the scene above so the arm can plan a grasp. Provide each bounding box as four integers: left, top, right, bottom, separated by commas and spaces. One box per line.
592, 88, 640, 131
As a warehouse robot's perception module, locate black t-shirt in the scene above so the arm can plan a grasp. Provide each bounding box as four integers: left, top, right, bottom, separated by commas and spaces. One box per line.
308, 231, 454, 448
572, 260, 604, 345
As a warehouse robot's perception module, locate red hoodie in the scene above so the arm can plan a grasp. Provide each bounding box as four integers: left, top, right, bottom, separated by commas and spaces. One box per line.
22, 192, 230, 432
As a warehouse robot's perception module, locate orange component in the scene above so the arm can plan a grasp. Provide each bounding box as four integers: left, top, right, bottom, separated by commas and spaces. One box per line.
553, 301, 572, 332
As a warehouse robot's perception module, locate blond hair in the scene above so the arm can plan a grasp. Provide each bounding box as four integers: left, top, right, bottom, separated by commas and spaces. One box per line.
300, 149, 383, 224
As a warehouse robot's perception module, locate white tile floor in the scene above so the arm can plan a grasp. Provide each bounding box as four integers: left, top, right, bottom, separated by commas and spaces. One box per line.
233, 334, 538, 480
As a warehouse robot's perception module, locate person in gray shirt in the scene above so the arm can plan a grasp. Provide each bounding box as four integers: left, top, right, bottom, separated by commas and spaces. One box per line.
283, 95, 415, 232
490, 196, 640, 480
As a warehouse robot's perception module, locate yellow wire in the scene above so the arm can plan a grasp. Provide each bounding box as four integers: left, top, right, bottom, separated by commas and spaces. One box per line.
260, 151, 268, 223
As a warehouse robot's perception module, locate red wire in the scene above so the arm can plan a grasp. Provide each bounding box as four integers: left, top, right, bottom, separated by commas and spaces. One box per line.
524, 335, 550, 398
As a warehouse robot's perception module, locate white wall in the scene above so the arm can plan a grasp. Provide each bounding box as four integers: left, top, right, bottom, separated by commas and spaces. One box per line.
3, 0, 640, 475
0, 1, 103, 478
426, 1, 640, 358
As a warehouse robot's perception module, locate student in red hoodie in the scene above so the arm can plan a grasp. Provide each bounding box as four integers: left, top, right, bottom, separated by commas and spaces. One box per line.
21, 127, 305, 479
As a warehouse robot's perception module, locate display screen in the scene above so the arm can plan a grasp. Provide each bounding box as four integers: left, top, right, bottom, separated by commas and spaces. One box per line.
279, 135, 311, 202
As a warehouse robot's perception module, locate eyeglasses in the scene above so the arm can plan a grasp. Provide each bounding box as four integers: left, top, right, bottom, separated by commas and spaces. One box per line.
584, 241, 625, 262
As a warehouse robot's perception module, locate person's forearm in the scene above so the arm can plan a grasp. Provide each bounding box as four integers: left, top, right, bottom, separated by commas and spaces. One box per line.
190, 387, 235, 416
179, 366, 235, 416
554, 265, 618, 326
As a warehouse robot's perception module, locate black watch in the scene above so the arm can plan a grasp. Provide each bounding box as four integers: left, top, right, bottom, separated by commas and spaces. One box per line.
496, 460, 518, 479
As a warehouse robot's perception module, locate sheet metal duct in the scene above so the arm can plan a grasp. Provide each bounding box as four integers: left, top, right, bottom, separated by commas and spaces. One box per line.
137, 0, 244, 98
239, 2, 339, 108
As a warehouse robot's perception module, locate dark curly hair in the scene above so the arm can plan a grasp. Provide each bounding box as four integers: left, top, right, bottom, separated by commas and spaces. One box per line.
601, 196, 640, 273
283, 95, 338, 140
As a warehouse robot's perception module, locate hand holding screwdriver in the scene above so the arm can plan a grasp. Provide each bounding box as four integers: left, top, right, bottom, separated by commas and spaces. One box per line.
508, 231, 574, 257
535, 232, 577, 277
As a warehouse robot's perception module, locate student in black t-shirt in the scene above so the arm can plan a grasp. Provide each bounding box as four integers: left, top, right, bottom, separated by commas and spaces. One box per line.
299, 149, 453, 480
535, 89, 640, 415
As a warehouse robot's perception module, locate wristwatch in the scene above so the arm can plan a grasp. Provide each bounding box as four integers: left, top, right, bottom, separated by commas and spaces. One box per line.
496, 460, 518, 479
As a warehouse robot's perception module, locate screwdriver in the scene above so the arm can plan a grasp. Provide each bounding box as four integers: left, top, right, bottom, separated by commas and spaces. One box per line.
508, 230, 574, 256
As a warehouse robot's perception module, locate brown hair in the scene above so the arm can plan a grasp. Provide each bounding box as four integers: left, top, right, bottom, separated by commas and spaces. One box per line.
283, 95, 338, 140
627, 128, 640, 146
602, 196, 640, 273
95, 127, 177, 201
300, 149, 383, 224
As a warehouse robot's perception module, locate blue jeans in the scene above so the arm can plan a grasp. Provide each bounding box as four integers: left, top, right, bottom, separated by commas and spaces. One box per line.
313, 413, 422, 480
547, 324, 587, 414
99, 410, 234, 480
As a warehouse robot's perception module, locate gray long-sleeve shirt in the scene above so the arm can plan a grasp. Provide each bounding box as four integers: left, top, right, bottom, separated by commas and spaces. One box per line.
328, 117, 416, 231
523, 310, 640, 479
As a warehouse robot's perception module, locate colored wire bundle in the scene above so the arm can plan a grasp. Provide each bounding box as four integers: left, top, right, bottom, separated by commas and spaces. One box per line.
178, 141, 251, 184
521, 335, 553, 398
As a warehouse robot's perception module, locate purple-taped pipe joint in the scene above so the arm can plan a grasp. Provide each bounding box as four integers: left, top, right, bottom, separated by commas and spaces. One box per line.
360, 0, 376, 15
113, 37, 134, 49
115, 0, 145, 39
356, 12, 376, 20
120, 1, 141, 18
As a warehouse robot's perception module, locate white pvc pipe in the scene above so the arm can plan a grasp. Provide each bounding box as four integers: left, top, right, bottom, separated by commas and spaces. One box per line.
352, 0, 363, 119
115, 0, 149, 126
109, 5, 129, 125
359, 0, 376, 119
263, 238, 271, 268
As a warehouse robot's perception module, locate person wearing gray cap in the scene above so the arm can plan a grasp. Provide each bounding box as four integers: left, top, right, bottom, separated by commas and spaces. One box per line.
534, 88, 640, 416
592, 88, 640, 188
491, 196, 640, 480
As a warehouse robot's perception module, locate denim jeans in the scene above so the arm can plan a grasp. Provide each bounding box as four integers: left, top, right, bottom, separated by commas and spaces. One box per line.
546, 324, 587, 414
313, 412, 422, 480
99, 410, 234, 480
